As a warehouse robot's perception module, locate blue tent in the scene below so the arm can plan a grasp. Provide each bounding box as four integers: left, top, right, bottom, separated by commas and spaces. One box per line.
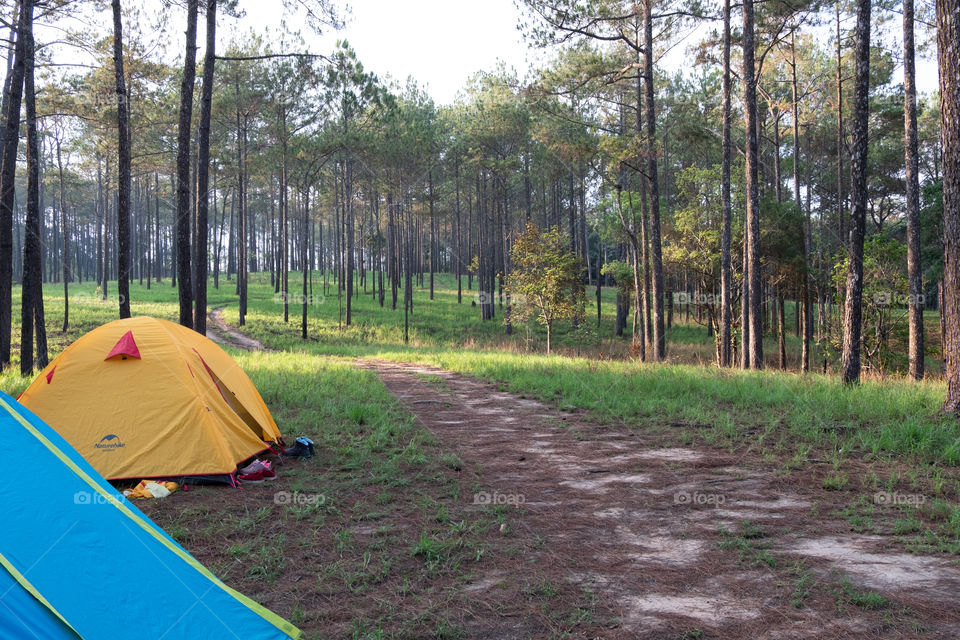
0, 391, 300, 640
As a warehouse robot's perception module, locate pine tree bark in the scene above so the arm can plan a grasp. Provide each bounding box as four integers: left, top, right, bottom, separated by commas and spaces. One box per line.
112, 0, 131, 318
302, 184, 310, 339
20, 0, 45, 374
743, 0, 763, 369
792, 28, 812, 373
193, 0, 216, 335
836, 3, 846, 264
643, 0, 666, 360
719, 0, 733, 367
344, 149, 353, 325
841, 0, 871, 385
429, 170, 435, 300
939, 0, 960, 412
778, 294, 787, 369
154, 173, 160, 286
175, 0, 198, 328
57, 135, 68, 331
904, 0, 924, 380
235, 74, 248, 326
0, 0, 26, 368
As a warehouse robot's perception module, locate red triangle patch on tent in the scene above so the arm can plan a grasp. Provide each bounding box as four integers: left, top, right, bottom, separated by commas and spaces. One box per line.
45, 366, 55, 384
104, 331, 141, 361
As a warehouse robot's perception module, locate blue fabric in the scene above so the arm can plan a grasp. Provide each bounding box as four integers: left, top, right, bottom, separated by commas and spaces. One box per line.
0, 391, 297, 640
0, 567, 79, 640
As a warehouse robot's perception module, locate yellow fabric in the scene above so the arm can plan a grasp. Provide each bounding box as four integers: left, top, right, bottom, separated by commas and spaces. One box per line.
18, 316, 282, 480
126, 483, 153, 499
125, 480, 179, 499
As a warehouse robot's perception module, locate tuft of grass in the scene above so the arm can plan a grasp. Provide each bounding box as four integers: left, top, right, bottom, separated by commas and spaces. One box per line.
823, 471, 850, 491
836, 574, 890, 610
718, 522, 777, 568
789, 560, 816, 608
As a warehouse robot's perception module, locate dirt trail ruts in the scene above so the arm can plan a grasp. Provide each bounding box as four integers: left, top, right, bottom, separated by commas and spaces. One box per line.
206, 306, 270, 351
360, 358, 960, 639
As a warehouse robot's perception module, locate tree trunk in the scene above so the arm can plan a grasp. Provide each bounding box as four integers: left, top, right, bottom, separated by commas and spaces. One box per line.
429, 170, 435, 300
615, 188, 644, 359
644, 0, 666, 361
0, 0, 26, 368
939, 0, 960, 412
344, 149, 353, 325
388, 192, 397, 310
743, 0, 764, 369
719, 0, 733, 367
235, 77, 248, 326
21, 0, 45, 374
841, 0, 871, 385
904, 0, 924, 381
176, 0, 199, 328
836, 3, 846, 263
778, 294, 787, 369
193, 0, 216, 335
773, 110, 783, 202
302, 184, 310, 339
154, 173, 160, 286
175, 0, 198, 328
112, 0, 131, 318
455, 159, 462, 303
57, 135, 68, 332
792, 28, 812, 373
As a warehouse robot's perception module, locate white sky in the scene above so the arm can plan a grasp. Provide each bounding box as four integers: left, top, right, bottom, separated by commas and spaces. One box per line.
33, 0, 939, 106
241, 0, 540, 104
235, 0, 939, 102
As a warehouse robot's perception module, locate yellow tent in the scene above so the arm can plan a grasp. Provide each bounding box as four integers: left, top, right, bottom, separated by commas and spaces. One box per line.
18, 316, 283, 482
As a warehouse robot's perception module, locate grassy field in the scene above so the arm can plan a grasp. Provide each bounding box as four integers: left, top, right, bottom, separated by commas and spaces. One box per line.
3, 272, 957, 469
3, 272, 960, 636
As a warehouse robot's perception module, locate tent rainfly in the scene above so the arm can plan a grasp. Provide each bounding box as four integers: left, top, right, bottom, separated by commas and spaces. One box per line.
0, 390, 300, 639
18, 316, 284, 483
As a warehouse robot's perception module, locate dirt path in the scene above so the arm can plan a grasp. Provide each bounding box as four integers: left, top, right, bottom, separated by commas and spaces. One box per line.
360, 359, 960, 639
200, 309, 960, 638
206, 306, 270, 351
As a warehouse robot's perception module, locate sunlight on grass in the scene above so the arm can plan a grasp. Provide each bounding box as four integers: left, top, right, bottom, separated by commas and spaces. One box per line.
1, 271, 956, 467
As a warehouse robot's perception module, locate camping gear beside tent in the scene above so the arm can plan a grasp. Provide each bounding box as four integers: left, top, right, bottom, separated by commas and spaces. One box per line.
284, 436, 316, 459
18, 316, 284, 483
0, 390, 301, 640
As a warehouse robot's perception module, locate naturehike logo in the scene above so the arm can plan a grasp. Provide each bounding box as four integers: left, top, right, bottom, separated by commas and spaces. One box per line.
95, 434, 125, 450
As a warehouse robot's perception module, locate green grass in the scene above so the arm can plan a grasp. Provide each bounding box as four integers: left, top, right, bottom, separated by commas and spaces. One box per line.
835, 573, 890, 610
165, 271, 956, 469
789, 560, 816, 608
3, 271, 959, 633
5, 272, 958, 470
718, 521, 778, 568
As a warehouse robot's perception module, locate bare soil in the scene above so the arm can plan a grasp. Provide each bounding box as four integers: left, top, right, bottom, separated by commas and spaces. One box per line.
359, 359, 960, 639
207, 306, 270, 351
149, 314, 960, 639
